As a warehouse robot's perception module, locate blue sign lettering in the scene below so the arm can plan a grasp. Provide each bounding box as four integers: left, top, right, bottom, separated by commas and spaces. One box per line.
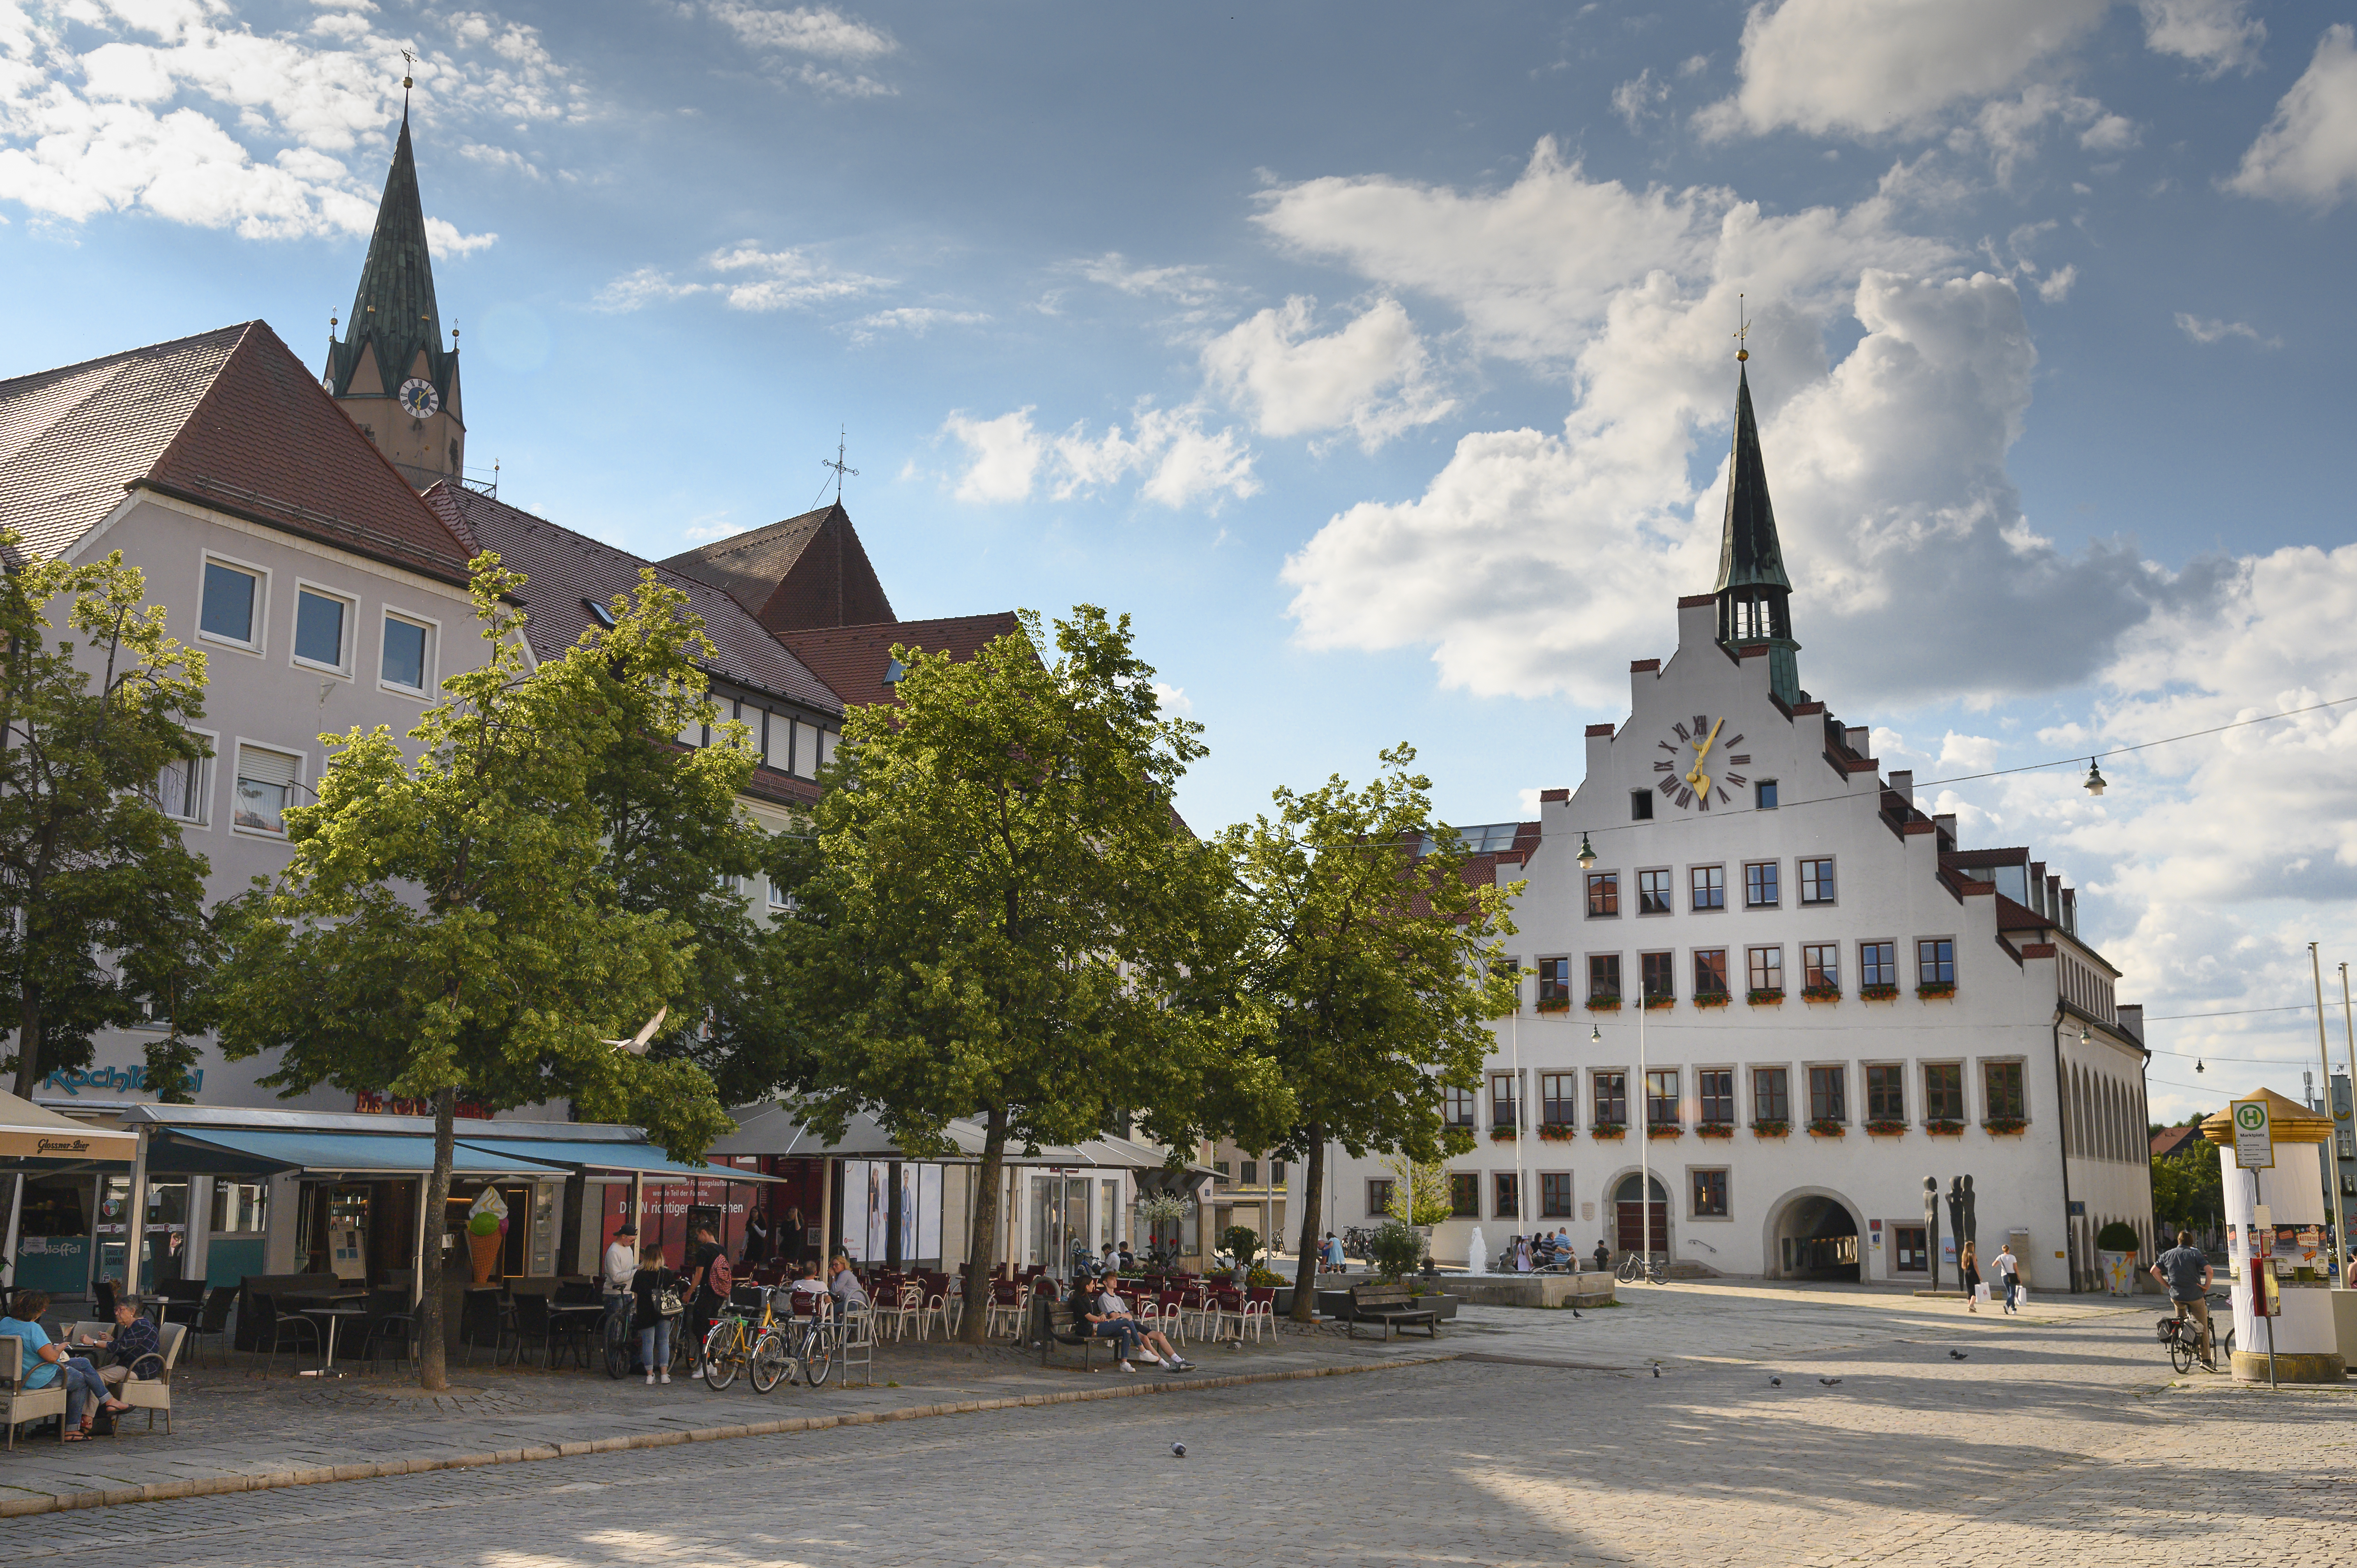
41, 1064, 201, 1097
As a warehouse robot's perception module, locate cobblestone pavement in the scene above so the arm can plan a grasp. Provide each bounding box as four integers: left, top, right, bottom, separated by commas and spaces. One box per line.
4, 1282, 2346, 1566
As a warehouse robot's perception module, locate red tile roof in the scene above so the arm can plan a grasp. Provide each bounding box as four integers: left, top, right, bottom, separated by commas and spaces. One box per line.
660, 503, 896, 633
776, 613, 1025, 711
0, 321, 475, 583
2150, 1123, 2207, 1161
423, 484, 841, 713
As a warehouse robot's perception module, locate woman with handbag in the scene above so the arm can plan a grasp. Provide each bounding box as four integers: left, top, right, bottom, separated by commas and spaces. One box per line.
631, 1247, 683, 1386
1960, 1241, 1983, 1313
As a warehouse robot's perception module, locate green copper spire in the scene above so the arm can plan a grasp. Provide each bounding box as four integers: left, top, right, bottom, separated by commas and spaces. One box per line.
1712, 360, 1801, 704
325, 116, 457, 421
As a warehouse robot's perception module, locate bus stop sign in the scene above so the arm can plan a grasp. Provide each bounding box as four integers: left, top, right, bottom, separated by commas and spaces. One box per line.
2232, 1098, 2273, 1170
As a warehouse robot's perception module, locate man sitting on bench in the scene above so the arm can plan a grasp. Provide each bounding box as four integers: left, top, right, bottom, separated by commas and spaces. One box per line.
1083, 1273, 1193, 1373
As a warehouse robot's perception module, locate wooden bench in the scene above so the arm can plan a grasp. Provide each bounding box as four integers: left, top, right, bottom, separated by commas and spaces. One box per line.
1346, 1282, 1439, 1340
1030, 1294, 1119, 1370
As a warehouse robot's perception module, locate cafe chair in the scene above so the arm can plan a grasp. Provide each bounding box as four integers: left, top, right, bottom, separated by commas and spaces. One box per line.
0, 1335, 67, 1448
251, 1292, 321, 1377
359, 1289, 416, 1373
460, 1289, 513, 1366
108, 1323, 185, 1437
186, 1286, 237, 1367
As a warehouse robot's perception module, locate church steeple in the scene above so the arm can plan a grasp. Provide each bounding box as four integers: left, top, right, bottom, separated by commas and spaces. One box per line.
325, 110, 464, 491
1712, 358, 1801, 706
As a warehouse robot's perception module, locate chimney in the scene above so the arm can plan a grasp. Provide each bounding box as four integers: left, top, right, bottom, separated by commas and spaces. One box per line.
2117, 1004, 2143, 1043
1844, 726, 1869, 756
2060, 886, 2076, 934
2047, 874, 2062, 919
1889, 770, 1914, 805
2028, 862, 2047, 915
1933, 812, 1956, 845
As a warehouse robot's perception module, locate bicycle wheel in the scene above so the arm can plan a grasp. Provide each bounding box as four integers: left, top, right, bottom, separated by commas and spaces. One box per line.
702, 1320, 742, 1390
2168, 1335, 2194, 1374
603, 1311, 634, 1380
749, 1328, 790, 1393
802, 1324, 834, 1387
1615, 1255, 1638, 1283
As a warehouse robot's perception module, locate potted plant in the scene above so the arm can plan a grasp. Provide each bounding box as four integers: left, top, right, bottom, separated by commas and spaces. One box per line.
1916, 980, 1956, 999
1801, 983, 1841, 1003
1861, 982, 1899, 1002
1489, 1125, 1519, 1143
1982, 1116, 2028, 1135
1924, 1119, 1966, 1137
1751, 1118, 1790, 1137
1586, 994, 1622, 1013
1747, 987, 1784, 1006
1693, 990, 1731, 1009
1647, 1123, 1681, 1139
1864, 1118, 1907, 1137
1537, 996, 1571, 1015
2095, 1221, 2141, 1296
1367, 1220, 1424, 1282
1591, 1121, 1627, 1140
1805, 1117, 1845, 1138
1697, 1121, 1734, 1139
1537, 1123, 1576, 1142
1643, 994, 1674, 1011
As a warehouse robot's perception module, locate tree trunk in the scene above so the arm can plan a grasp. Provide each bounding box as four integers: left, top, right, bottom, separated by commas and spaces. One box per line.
1290, 1123, 1325, 1321
958, 1104, 1009, 1344
417, 1086, 454, 1391
11, 989, 41, 1102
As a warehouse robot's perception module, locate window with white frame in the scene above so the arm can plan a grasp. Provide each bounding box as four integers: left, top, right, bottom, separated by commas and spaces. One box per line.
154, 735, 212, 825
380, 612, 434, 695
292, 586, 352, 673
232, 744, 301, 835
199, 559, 263, 648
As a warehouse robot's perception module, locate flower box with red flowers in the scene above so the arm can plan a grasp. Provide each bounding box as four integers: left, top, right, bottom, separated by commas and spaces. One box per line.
1916, 981, 1956, 999
1860, 983, 1899, 1001
1864, 1119, 1908, 1137
1805, 1118, 1846, 1138
1642, 995, 1675, 1011
1693, 991, 1732, 1010
1591, 1122, 1627, 1140
1586, 995, 1622, 1012
1747, 988, 1785, 1005
1697, 1122, 1735, 1139
1647, 1124, 1682, 1140
1924, 1119, 1967, 1136
1751, 1119, 1790, 1137
1489, 1126, 1520, 1143
1982, 1116, 2028, 1135
1536, 998, 1571, 1015
1801, 984, 1841, 1003
1537, 1123, 1576, 1142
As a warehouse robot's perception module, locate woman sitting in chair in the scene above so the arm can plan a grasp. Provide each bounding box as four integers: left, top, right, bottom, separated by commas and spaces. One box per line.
0, 1291, 127, 1440
78, 1293, 166, 1396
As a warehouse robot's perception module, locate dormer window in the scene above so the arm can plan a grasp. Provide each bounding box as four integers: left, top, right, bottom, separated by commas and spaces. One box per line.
585, 598, 617, 628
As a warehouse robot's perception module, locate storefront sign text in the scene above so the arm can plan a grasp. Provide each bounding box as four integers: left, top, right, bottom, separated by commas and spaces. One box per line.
43, 1063, 200, 1097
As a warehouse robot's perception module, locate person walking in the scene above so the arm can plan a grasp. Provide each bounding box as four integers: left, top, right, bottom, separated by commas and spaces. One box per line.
1990, 1241, 2021, 1314
1960, 1240, 1982, 1312
630, 1248, 680, 1385
2149, 1229, 2217, 1369
683, 1222, 724, 1377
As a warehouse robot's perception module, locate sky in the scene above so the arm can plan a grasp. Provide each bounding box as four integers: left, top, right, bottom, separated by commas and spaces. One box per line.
4, 1, 2357, 1119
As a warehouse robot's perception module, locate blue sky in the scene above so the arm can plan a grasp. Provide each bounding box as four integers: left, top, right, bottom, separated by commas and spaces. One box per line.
4, 1, 2356, 1114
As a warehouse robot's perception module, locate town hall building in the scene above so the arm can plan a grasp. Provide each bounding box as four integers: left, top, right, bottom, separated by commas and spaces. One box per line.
1332, 356, 2156, 1294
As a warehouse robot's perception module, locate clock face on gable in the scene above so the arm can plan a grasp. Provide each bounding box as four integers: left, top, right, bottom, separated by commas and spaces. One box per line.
397, 377, 441, 418
1650, 712, 1753, 812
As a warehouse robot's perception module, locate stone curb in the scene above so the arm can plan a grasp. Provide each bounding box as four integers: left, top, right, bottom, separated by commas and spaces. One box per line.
0, 1351, 1456, 1520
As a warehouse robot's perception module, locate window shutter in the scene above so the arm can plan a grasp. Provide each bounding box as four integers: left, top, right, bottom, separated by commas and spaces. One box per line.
236, 745, 299, 789
763, 712, 790, 770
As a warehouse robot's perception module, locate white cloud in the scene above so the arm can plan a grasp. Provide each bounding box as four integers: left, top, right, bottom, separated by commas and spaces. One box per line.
2174, 311, 2281, 347
0, 3, 559, 243
598, 242, 887, 312
1151, 682, 1193, 716
1201, 296, 1454, 450
706, 4, 898, 94
2035, 263, 2077, 303
2078, 113, 2140, 153
1694, 0, 2110, 142
2138, 0, 2265, 77
1610, 68, 1670, 131
1265, 144, 2190, 705
843, 306, 988, 345
2225, 25, 2357, 209
1075, 252, 1228, 312
942, 408, 1043, 504
940, 401, 1258, 511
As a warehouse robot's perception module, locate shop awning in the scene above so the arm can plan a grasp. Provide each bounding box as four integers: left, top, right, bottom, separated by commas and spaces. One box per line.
147, 1128, 562, 1178
457, 1138, 783, 1182
0, 1089, 134, 1168
711, 1103, 1205, 1173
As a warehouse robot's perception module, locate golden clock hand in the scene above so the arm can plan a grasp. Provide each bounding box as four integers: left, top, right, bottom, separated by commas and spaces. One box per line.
1691, 717, 1726, 768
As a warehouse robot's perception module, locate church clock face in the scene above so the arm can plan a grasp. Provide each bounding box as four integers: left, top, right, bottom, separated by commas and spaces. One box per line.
1650, 712, 1753, 812
397, 377, 441, 418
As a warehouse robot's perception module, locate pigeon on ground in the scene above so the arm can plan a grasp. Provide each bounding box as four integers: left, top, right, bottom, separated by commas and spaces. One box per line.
1572, 1308, 1582, 1319
1171, 1442, 1186, 1458
1818, 1377, 1842, 1386
1769, 1377, 1782, 1387
1949, 1350, 1968, 1360
1651, 1365, 1661, 1378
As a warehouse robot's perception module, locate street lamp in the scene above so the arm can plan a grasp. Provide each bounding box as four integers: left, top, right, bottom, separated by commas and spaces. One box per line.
1577, 832, 1597, 870
2083, 758, 2106, 796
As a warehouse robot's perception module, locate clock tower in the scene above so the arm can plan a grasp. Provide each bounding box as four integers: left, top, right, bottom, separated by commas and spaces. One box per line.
1712, 356, 1800, 707
325, 111, 464, 491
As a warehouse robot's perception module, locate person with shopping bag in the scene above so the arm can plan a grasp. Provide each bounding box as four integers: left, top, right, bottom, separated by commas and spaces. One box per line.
1990, 1242, 2021, 1314
1960, 1241, 1983, 1313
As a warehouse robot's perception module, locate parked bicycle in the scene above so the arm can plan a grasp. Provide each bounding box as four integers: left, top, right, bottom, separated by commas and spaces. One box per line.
2157, 1291, 2234, 1373
1615, 1251, 1668, 1285
701, 1285, 781, 1391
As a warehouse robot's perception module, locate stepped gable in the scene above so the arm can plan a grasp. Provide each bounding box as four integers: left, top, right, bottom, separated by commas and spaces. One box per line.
0, 321, 474, 583
425, 484, 841, 714
659, 502, 895, 634
774, 613, 1023, 708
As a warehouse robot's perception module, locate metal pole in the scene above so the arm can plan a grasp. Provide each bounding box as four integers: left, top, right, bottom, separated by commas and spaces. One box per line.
1, 1174, 21, 1291
1638, 991, 1650, 1273
1509, 998, 1528, 1264
124, 1123, 151, 1297
2341, 963, 2357, 1285
2313, 945, 2350, 1289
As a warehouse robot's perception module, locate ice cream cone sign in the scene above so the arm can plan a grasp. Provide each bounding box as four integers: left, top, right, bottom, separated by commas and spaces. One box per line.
604, 1006, 667, 1056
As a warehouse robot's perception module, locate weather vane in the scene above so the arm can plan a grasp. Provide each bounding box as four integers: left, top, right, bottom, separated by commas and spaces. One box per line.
823, 427, 858, 503
401, 49, 415, 117
1734, 291, 1750, 362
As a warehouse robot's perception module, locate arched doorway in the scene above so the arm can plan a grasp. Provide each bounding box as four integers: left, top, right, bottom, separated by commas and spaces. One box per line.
1767, 1191, 1860, 1281
1612, 1172, 1669, 1257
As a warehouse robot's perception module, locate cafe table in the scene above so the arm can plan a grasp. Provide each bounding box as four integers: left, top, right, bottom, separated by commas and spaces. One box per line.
546, 1300, 608, 1367
298, 1305, 369, 1376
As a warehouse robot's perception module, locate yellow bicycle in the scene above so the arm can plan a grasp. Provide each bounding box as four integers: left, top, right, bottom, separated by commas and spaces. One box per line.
702, 1287, 787, 1391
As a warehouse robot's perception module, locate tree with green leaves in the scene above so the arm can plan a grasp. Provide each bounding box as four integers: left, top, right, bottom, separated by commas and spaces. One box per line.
770, 607, 1279, 1342
0, 531, 214, 1103
1382, 1153, 1455, 1229
1214, 747, 1516, 1320
212, 557, 733, 1390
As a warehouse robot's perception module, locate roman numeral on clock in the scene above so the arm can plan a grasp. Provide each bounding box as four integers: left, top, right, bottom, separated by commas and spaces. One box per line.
1654, 761, 1674, 772
1696, 789, 1711, 811
1693, 715, 1708, 733
1658, 777, 1679, 796
1728, 754, 1751, 766
1724, 772, 1746, 786
1673, 722, 1690, 741
1675, 787, 1694, 809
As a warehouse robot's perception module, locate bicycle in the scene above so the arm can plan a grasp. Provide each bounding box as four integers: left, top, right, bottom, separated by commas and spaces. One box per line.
700, 1286, 781, 1391
2156, 1291, 2233, 1373
1615, 1251, 1668, 1285
776, 1294, 836, 1388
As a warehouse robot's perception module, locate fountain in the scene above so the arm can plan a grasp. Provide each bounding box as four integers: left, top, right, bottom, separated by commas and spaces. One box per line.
1466, 1225, 1489, 1276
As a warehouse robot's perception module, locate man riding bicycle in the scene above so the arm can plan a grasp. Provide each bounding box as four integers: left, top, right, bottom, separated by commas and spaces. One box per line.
2149, 1229, 2216, 1369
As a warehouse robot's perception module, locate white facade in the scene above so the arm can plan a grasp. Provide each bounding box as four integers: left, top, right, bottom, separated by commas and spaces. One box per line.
1335, 595, 2154, 1291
